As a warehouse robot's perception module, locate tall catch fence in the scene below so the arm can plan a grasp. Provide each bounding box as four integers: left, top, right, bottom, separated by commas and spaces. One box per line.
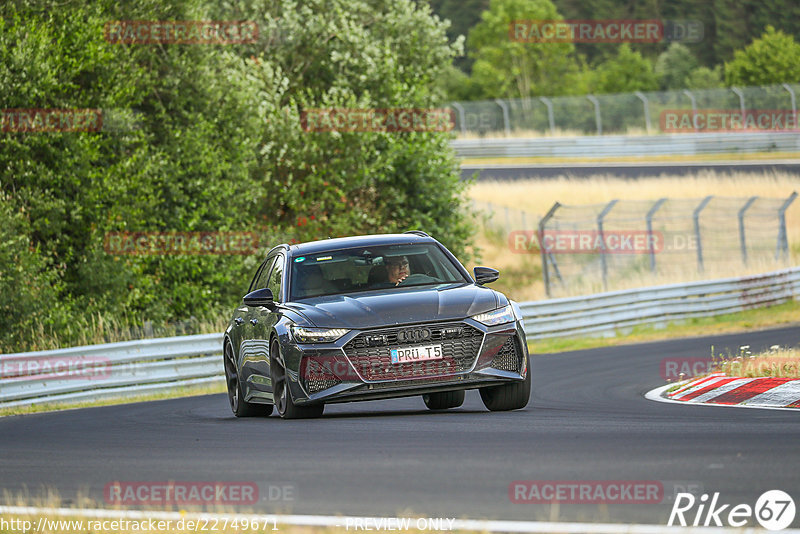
480, 194, 797, 297
451, 83, 800, 136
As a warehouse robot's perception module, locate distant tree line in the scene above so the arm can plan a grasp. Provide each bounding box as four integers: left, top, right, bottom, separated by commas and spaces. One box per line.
423, 0, 800, 100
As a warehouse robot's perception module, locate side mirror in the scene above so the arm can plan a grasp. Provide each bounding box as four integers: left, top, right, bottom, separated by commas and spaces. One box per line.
473, 266, 499, 285
243, 287, 275, 309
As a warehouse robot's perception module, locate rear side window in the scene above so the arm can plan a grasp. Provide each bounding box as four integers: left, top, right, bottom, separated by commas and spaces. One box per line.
267, 254, 285, 301
251, 256, 276, 292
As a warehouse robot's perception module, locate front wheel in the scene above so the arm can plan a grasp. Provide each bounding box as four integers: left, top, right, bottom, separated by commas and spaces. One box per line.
224, 342, 272, 417
270, 340, 324, 419
423, 390, 465, 410
479, 359, 531, 411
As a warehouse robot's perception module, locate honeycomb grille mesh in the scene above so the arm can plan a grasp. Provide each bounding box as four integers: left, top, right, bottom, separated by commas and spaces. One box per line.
302, 357, 342, 394
344, 322, 483, 381
491, 336, 521, 372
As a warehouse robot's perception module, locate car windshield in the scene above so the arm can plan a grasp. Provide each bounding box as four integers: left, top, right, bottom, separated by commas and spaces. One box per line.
289, 243, 468, 300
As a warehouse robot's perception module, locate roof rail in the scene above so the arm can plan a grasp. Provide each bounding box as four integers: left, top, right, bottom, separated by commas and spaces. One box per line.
403, 230, 430, 238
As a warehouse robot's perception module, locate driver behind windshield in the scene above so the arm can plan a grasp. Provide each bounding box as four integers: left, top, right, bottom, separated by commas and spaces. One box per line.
385, 255, 410, 285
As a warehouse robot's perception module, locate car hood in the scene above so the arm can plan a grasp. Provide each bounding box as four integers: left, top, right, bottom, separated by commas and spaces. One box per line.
285, 283, 501, 329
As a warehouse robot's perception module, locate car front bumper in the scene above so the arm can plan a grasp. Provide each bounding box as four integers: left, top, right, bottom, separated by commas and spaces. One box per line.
281, 318, 529, 405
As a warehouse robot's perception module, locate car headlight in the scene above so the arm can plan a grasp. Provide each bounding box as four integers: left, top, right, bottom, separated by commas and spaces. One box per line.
291, 326, 349, 343
471, 305, 515, 326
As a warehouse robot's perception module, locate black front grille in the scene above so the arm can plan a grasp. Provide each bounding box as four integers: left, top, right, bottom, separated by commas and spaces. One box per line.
344, 322, 483, 381
491, 336, 521, 372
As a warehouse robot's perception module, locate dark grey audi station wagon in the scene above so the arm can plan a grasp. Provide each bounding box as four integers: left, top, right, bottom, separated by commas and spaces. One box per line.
223, 231, 530, 418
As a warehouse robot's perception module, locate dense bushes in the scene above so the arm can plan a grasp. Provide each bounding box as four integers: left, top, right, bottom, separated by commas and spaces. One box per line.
0, 0, 474, 351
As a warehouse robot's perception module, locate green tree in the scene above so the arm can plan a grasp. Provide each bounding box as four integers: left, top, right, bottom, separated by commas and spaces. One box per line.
724, 25, 800, 86
686, 65, 723, 89
212, 0, 475, 255
590, 44, 657, 94
0, 0, 476, 351
655, 43, 698, 90
466, 0, 584, 99
426, 0, 489, 72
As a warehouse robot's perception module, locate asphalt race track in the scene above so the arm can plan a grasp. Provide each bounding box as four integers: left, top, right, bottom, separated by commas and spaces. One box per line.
1, 326, 799, 527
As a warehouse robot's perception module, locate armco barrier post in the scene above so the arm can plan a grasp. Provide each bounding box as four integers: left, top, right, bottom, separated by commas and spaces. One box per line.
540, 202, 561, 298
776, 192, 798, 261
693, 196, 713, 273
646, 198, 667, 272
738, 196, 758, 265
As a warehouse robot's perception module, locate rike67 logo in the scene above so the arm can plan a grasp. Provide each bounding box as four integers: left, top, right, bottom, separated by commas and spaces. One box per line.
669, 490, 796, 530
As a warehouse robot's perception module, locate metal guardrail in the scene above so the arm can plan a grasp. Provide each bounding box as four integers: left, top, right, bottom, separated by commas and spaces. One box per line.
451, 132, 800, 159
2, 267, 798, 408
521, 267, 800, 340
0, 334, 224, 408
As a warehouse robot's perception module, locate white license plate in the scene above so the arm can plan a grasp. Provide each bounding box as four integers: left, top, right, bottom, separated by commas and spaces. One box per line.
390, 344, 443, 364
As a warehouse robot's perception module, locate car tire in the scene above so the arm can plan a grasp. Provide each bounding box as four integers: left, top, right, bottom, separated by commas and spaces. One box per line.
224, 341, 273, 417
479, 357, 531, 411
423, 390, 465, 410
270, 340, 325, 419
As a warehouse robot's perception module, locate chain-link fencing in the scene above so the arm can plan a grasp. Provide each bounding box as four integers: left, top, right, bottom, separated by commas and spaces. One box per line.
477, 194, 797, 297
451, 84, 800, 136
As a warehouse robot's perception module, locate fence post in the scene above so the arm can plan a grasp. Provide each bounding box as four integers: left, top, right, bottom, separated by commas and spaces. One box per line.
776, 192, 798, 261
539, 97, 555, 134
731, 87, 746, 123
634, 91, 652, 133
495, 99, 511, 136
738, 196, 758, 265
646, 198, 667, 272
540, 202, 561, 298
693, 196, 713, 273
451, 102, 467, 135
783, 83, 797, 122
587, 95, 602, 135
683, 90, 697, 132
597, 199, 618, 290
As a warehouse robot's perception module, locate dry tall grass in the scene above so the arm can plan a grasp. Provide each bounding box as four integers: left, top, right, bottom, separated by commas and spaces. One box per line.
465, 170, 800, 301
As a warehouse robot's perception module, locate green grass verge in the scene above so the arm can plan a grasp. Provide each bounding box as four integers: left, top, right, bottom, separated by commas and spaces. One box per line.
0, 381, 226, 418
529, 299, 800, 355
